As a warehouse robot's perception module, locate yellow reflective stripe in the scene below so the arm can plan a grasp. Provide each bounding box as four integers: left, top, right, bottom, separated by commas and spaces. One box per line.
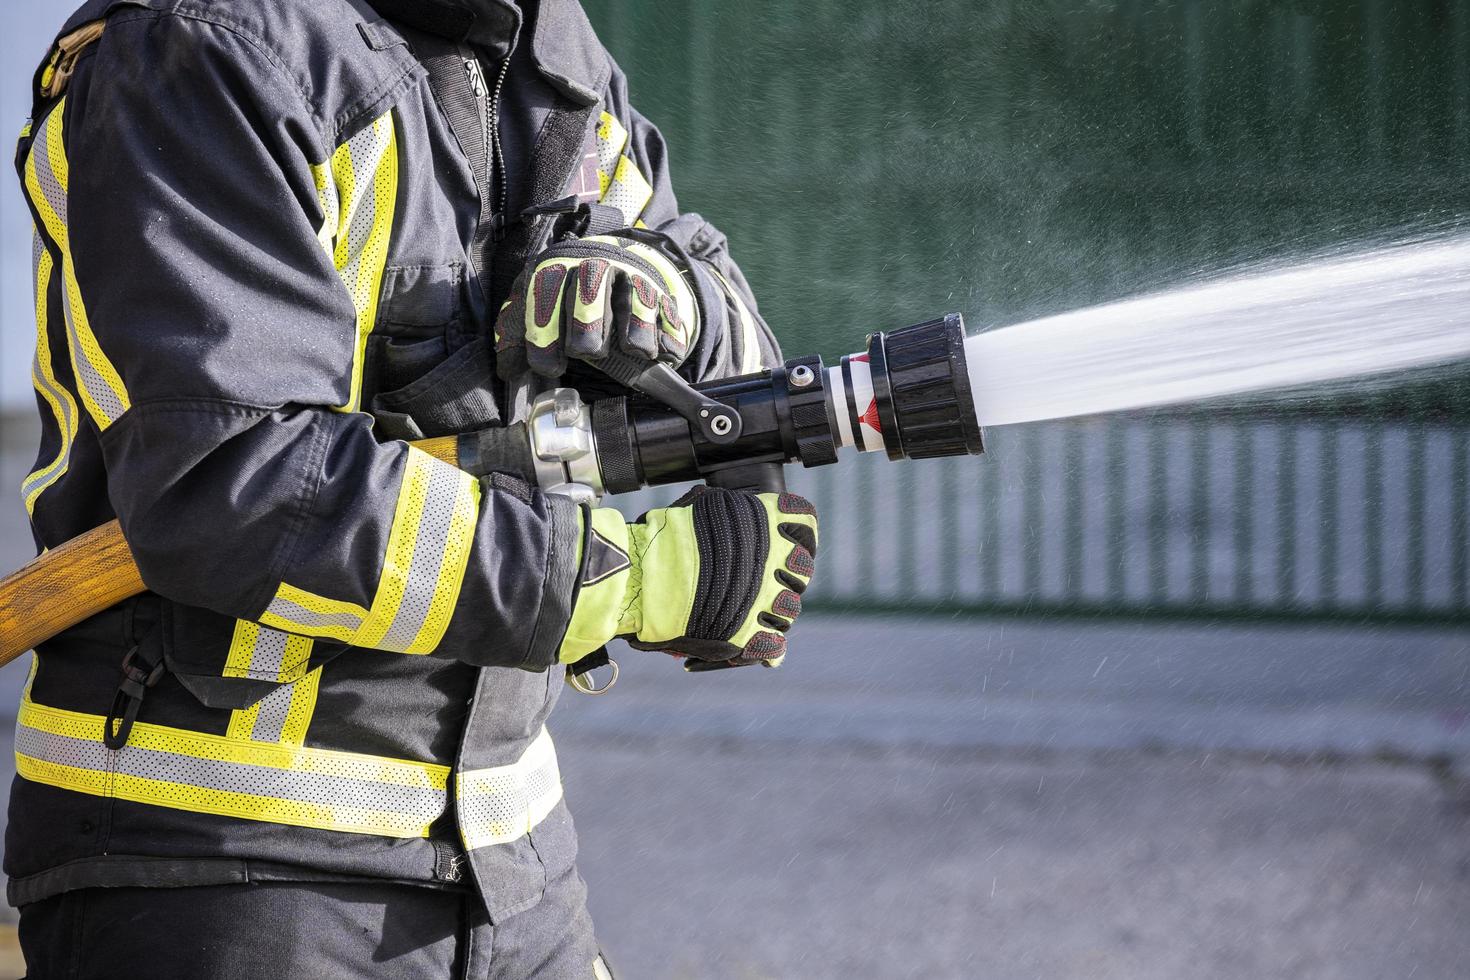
16, 694, 448, 838
594, 111, 628, 195
314, 111, 398, 414
260, 583, 368, 644
225, 621, 320, 745
308, 154, 340, 256
228, 668, 321, 746
23, 100, 130, 430
592, 111, 652, 225
263, 449, 480, 655
23, 233, 78, 515
601, 154, 654, 227
457, 727, 563, 851
710, 268, 766, 374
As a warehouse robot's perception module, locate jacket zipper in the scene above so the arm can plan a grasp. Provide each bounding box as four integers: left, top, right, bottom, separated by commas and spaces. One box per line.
464, 55, 512, 237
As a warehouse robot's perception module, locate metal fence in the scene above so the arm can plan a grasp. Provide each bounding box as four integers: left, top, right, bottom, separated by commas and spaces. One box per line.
622, 417, 1470, 625
783, 419, 1470, 624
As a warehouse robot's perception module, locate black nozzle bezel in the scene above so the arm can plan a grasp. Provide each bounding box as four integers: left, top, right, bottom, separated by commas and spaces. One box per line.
867, 313, 985, 461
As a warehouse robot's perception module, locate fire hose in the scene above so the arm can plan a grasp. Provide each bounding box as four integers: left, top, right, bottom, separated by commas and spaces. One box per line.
0, 314, 984, 670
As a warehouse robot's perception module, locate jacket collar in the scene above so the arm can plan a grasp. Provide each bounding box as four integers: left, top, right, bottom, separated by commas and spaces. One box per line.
364, 0, 520, 57
364, 0, 607, 105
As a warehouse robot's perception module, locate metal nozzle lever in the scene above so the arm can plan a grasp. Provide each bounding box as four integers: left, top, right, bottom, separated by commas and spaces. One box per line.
589, 351, 743, 445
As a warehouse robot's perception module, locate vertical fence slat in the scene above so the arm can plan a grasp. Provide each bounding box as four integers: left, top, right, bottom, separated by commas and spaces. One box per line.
1454, 430, 1469, 610
1234, 425, 1253, 603
1277, 423, 1297, 609
1065, 424, 1084, 600
1190, 419, 1210, 605
1106, 422, 1126, 601
1407, 427, 1426, 613
1318, 421, 1339, 611
1364, 425, 1383, 607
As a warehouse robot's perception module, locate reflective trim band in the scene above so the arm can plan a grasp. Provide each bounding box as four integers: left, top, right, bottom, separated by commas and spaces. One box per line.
457, 728, 562, 851
594, 112, 628, 192
601, 155, 653, 228
237, 669, 321, 746
593, 111, 653, 227
223, 620, 314, 684
262, 586, 368, 640
224, 621, 320, 745
709, 267, 765, 375
23, 100, 130, 430
310, 111, 399, 413
22, 230, 78, 515
262, 448, 481, 655
15, 696, 448, 838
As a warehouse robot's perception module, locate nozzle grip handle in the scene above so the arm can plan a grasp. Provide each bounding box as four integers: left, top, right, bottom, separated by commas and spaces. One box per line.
704, 461, 786, 493
588, 351, 743, 445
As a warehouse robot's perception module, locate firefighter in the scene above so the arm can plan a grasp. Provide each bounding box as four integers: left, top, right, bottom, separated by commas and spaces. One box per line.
9, 0, 818, 975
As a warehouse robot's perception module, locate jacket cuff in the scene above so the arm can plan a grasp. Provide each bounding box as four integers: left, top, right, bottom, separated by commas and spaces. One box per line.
521, 492, 583, 670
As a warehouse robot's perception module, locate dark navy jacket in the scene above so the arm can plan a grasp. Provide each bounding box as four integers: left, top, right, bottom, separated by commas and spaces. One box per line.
8, 0, 776, 919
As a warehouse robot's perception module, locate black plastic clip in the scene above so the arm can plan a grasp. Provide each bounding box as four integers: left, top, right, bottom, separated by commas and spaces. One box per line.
522, 196, 629, 242
103, 644, 164, 750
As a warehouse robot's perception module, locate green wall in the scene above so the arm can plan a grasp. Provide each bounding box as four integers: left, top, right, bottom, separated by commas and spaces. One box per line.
587, 0, 1470, 415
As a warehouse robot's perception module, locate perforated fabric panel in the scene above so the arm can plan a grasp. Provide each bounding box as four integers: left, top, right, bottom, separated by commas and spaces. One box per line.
23, 229, 78, 515
457, 727, 563, 850
15, 696, 449, 838
262, 448, 480, 655
25, 100, 131, 429
308, 110, 398, 413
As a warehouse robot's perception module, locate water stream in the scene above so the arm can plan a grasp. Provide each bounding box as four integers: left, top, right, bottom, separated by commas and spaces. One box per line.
965, 233, 1470, 426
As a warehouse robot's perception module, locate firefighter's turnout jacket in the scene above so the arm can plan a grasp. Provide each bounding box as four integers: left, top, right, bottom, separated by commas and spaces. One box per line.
9, 0, 777, 919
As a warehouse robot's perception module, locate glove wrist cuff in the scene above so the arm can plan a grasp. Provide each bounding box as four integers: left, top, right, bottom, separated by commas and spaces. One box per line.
557, 508, 637, 663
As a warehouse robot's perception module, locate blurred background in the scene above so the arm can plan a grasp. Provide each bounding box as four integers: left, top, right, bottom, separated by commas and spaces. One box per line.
3, 1, 1470, 977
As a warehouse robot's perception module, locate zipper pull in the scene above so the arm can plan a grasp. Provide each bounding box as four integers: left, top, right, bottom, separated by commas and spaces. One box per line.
463, 58, 486, 99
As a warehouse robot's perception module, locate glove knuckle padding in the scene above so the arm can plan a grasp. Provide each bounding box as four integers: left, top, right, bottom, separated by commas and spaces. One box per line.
567, 259, 613, 358
686, 488, 769, 642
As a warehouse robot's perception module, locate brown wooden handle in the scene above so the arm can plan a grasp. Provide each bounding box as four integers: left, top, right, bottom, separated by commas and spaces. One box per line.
0, 437, 462, 666
0, 519, 143, 667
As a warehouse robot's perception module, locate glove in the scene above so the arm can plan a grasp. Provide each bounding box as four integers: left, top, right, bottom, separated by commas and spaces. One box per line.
495, 234, 699, 380
559, 488, 819, 668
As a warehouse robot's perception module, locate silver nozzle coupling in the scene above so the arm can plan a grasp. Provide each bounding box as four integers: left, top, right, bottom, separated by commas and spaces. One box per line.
527, 388, 605, 504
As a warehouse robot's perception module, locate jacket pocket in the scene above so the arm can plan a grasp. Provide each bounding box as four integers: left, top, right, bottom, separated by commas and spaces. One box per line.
163, 602, 342, 711
370, 337, 501, 440
378, 263, 464, 332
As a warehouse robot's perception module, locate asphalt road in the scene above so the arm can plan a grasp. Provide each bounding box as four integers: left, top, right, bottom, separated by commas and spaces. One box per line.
551, 618, 1470, 980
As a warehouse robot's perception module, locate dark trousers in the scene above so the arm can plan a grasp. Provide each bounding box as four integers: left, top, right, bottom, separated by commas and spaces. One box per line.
17, 866, 610, 979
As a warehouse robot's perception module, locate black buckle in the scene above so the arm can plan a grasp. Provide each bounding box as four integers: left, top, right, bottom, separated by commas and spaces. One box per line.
103, 644, 164, 750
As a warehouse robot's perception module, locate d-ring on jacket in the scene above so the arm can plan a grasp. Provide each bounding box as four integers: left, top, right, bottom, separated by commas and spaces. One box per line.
7, 0, 779, 923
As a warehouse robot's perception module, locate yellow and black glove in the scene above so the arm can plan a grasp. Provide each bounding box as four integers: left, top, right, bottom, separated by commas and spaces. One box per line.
495, 234, 698, 380
559, 488, 819, 668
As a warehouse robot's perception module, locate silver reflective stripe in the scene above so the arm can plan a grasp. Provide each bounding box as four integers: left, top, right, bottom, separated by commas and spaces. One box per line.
30, 121, 66, 225
59, 280, 126, 423
337, 122, 392, 297
264, 595, 365, 633
458, 728, 563, 851
246, 627, 290, 678
379, 462, 462, 651
22, 232, 76, 503
249, 683, 295, 743
15, 724, 445, 831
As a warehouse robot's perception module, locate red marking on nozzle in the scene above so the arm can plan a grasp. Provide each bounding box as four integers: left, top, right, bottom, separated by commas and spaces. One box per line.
860, 399, 881, 432
852, 353, 870, 363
